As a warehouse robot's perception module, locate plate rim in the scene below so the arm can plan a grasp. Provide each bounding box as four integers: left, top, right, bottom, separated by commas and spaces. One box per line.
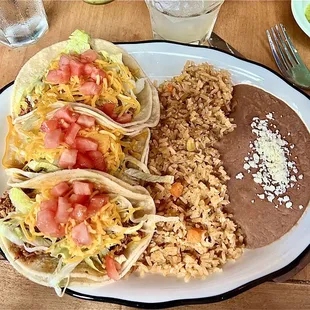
116, 40, 310, 100
0, 244, 308, 308
0, 40, 309, 307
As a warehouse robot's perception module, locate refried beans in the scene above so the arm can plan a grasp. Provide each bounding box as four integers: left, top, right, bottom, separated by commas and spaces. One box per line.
217, 84, 310, 248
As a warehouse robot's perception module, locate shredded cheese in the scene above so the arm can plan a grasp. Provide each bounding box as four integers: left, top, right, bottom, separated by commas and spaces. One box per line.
5, 111, 126, 173
48, 198, 140, 264
23, 54, 141, 117
11, 185, 144, 265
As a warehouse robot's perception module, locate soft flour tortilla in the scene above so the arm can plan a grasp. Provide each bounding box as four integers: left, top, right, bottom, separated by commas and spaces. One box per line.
0, 169, 155, 288
11, 39, 160, 134
4, 103, 151, 177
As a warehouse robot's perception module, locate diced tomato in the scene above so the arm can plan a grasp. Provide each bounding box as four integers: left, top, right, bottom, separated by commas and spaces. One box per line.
90, 68, 106, 82
64, 122, 81, 145
44, 129, 64, 149
71, 222, 92, 246
76, 114, 96, 128
59, 55, 71, 68
87, 151, 107, 172
55, 197, 72, 224
40, 119, 59, 133
61, 64, 71, 76
75, 152, 94, 169
80, 81, 102, 95
54, 106, 80, 123
36, 209, 61, 237
73, 181, 93, 195
116, 112, 133, 124
105, 256, 120, 281
81, 50, 98, 62
84, 63, 96, 75
69, 58, 84, 77
75, 137, 98, 153
83, 62, 106, 82
58, 118, 70, 129
71, 204, 88, 222
58, 149, 78, 168
46, 68, 70, 84
51, 181, 70, 197
98, 103, 117, 120
88, 194, 109, 215
69, 194, 89, 204
40, 199, 58, 212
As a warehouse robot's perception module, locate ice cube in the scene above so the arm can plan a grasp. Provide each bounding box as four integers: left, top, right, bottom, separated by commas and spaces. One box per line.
154, 0, 214, 17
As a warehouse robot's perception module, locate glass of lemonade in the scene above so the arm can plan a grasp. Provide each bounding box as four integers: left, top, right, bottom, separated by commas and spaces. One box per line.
145, 0, 224, 44
0, 0, 48, 48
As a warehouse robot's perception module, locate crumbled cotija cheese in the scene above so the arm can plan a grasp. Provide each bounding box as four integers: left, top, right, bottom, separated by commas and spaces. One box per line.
238, 113, 301, 209
236, 172, 244, 180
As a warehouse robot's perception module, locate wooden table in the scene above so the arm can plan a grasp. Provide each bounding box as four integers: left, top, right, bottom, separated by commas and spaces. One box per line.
0, 1, 309, 309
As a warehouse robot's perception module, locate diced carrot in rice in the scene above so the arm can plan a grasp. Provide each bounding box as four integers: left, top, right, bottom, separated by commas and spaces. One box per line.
187, 228, 205, 243
170, 182, 183, 198
167, 83, 173, 92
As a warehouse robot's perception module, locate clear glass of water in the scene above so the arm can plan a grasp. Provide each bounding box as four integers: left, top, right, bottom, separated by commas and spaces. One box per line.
0, 0, 48, 48
145, 0, 224, 44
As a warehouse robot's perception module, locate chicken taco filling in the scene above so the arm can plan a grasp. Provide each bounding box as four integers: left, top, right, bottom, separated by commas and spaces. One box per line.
17, 30, 145, 124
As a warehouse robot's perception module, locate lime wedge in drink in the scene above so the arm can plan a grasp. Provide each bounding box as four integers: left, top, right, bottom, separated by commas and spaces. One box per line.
83, 0, 114, 4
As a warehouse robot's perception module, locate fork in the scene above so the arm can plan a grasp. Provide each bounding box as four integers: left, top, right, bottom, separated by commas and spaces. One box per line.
266, 24, 310, 90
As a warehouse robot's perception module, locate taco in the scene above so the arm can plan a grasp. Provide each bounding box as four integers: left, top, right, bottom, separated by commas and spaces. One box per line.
11, 30, 160, 134
2, 103, 153, 183
0, 170, 160, 294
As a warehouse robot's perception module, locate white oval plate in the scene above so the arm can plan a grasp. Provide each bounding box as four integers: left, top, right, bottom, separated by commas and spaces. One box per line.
0, 41, 309, 308
291, 0, 310, 37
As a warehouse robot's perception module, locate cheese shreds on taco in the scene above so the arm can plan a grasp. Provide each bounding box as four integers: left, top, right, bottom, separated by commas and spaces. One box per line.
2, 103, 152, 179
11, 30, 159, 134
0, 170, 174, 295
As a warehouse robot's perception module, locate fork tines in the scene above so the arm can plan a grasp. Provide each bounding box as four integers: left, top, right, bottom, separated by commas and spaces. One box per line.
266, 24, 300, 73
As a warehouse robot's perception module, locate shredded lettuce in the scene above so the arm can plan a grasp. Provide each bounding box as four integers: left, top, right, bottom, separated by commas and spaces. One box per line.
0, 219, 52, 249
24, 160, 60, 173
0, 222, 24, 246
110, 221, 144, 234
84, 257, 103, 273
9, 188, 34, 214
114, 254, 127, 265
125, 168, 174, 184
129, 213, 179, 225
49, 242, 71, 260
14, 112, 41, 131
124, 156, 149, 173
49, 259, 81, 297
31, 236, 53, 247
34, 81, 45, 95
64, 30, 91, 54
23, 244, 48, 253
100, 50, 123, 64
134, 78, 145, 94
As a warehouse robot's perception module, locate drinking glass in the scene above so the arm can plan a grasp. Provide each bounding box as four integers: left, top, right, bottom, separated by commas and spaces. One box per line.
145, 0, 224, 44
0, 0, 48, 48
